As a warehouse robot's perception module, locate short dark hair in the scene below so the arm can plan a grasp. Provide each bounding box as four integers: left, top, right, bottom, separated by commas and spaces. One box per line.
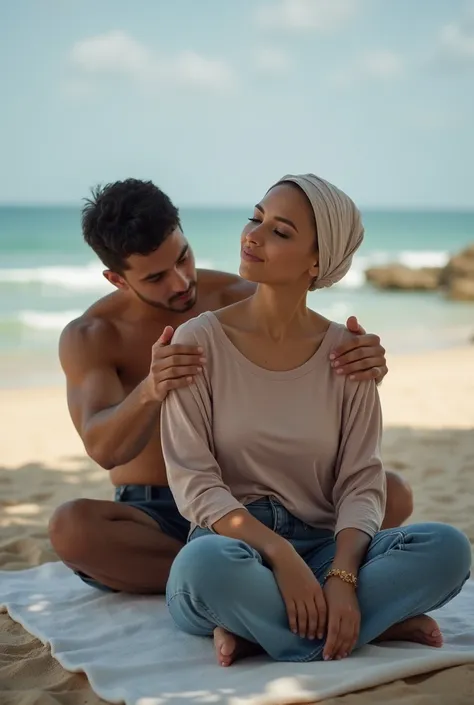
82, 178, 180, 272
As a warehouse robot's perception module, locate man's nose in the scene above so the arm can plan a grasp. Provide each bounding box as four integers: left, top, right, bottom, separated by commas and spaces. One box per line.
170, 268, 189, 292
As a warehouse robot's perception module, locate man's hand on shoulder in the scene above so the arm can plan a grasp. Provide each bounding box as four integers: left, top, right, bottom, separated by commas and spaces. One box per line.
144, 325, 206, 403
329, 316, 388, 384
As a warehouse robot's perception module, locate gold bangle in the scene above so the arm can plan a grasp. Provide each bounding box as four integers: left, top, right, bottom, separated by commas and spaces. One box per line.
325, 568, 358, 588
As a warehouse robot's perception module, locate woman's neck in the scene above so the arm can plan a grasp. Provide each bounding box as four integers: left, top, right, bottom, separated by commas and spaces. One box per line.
248, 284, 312, 342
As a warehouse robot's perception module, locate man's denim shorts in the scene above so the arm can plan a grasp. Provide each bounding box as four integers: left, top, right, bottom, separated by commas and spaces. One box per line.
76, 484, 190, 592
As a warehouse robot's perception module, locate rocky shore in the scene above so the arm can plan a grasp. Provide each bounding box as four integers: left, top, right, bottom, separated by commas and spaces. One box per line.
365, 244, 474, 301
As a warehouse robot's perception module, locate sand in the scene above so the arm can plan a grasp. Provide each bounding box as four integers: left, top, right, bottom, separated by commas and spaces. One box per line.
1, 346, 474, 705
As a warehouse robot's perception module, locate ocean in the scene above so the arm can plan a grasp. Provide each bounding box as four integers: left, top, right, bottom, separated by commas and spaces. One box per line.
0, 206, 473, 389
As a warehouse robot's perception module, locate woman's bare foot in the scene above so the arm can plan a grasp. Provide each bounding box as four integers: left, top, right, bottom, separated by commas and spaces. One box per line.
213, 627, 262, 667
375, 615, 443, 648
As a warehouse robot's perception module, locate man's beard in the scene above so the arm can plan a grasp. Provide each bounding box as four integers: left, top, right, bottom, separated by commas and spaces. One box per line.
131, 282, 197, 313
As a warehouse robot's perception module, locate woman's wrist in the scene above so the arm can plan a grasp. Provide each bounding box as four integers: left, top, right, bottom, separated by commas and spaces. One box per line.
331, 528, 371, 576
331, 555, 361, 576
264, 536, 295, 567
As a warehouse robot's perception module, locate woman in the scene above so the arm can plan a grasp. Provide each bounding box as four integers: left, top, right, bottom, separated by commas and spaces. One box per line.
160, 173, 471, 666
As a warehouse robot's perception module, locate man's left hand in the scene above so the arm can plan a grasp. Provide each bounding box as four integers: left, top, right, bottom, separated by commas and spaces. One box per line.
330, 316, 387, 384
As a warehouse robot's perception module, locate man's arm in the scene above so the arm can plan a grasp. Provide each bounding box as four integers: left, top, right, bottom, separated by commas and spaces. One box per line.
59, 319, 203, 469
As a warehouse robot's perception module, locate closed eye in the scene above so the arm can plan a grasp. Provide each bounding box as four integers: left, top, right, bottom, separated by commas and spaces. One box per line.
248, 216, 289, 238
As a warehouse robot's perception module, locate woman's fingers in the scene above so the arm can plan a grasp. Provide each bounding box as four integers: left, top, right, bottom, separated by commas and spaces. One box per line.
296, 600, 309, 638
306, 595, 320, 640
336, 618, 355, 659
323, 612, 341, 661
314, 588, 327, 640
350, 617, 361, 654
286, 599, 298, 635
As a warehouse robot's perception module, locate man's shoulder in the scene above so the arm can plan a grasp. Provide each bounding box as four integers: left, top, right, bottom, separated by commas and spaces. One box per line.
197, 269, 256, 307
59, 301, 121, 367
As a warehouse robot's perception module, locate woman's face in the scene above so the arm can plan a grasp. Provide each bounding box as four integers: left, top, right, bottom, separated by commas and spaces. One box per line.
240, 183, 319, 290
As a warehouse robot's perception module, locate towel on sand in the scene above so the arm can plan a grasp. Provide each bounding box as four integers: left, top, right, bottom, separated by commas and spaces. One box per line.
1, 562, 474, 705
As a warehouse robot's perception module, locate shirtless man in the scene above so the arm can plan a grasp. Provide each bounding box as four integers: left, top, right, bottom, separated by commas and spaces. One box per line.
48, 178, 413, 594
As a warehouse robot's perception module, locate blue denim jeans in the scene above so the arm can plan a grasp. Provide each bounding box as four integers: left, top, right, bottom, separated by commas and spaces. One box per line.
166, 498, 471, 662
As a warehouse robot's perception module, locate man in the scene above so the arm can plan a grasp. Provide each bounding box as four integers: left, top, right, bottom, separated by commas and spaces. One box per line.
49, 178, 412, 594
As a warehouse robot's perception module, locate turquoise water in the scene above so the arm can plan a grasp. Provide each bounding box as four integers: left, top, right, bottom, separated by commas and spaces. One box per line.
0, 206, 473, 388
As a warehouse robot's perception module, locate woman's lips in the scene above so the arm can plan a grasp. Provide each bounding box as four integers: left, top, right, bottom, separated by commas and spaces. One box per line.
241, 247, 263, 263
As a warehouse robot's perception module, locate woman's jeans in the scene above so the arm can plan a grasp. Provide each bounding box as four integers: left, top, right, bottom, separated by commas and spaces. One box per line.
166, 498, 471, 662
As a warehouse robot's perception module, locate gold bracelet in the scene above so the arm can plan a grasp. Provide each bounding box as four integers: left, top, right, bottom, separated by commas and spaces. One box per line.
325, 568, 358, 588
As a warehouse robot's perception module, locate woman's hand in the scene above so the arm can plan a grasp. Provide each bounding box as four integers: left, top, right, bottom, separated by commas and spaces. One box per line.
323, 577, 360, 660
271, 547, 327, 641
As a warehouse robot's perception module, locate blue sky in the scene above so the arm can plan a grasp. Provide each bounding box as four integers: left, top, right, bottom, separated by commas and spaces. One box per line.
1, 0, 473, 207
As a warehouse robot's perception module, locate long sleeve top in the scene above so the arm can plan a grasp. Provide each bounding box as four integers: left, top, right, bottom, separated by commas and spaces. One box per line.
161, 311, 386, 538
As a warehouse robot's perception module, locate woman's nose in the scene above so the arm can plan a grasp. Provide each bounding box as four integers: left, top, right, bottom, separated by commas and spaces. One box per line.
246, 225, 263, 246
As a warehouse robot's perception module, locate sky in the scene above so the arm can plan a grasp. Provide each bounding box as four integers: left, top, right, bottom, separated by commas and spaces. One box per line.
1, 0, 474, 208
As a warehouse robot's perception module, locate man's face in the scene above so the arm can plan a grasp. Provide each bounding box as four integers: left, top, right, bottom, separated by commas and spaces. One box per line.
107, 227, 198, 313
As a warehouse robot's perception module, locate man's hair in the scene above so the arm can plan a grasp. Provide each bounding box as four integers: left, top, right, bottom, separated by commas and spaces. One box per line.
82, 179, 180, 272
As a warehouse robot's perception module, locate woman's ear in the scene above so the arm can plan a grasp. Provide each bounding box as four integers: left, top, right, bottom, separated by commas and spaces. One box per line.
309, 260, 319, 280
308, 256, 319, 291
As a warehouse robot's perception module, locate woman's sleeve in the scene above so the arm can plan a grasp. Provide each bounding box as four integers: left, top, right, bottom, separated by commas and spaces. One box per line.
160, 326, 245, 529
332, 379, 386, 538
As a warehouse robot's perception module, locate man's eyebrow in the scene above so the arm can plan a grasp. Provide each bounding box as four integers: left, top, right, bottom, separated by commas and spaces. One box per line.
254, 203, 298, 232
141, 244, 189, 282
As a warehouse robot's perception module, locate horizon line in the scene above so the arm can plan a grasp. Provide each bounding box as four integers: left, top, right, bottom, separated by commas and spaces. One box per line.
1, 202, 474, 213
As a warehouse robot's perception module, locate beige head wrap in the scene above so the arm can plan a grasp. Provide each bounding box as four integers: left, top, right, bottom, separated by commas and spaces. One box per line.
271, 173, 364, 289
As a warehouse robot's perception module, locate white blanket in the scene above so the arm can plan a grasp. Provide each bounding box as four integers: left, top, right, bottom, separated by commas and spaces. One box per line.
1, 562, 474, 705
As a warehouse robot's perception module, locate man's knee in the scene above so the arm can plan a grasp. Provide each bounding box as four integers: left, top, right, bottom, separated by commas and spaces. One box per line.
383, 471, 414, 529
48, 498, 98, 565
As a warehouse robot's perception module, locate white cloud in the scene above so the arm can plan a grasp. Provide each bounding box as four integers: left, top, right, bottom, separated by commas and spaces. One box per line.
330, 50, 404, 86
358, 50, 404, 78
169, 51, 234, 89
255, 48, 293, 73
69, 30, 235, 92
437, 2, 474, 65
256, 0, 361, 32
71, 30, 152, 79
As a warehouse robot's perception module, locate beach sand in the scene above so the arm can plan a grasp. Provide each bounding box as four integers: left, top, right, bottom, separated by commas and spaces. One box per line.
1, 346, 474, 705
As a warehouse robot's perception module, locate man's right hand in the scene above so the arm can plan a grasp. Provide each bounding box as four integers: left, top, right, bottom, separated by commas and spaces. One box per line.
271, 545, 327, 641
144, 325, 205, 403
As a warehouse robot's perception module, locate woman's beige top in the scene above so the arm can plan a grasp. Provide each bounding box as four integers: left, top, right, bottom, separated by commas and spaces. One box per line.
161, 311, 386, 538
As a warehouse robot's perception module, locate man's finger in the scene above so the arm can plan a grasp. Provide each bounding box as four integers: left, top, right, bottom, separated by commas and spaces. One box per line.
332, 347, 382, 368
157, 354, 206, 370
159, 365, 203, 381
335, 357, 385, 375
157, 325, 175, 346
349, 367, 382, 382
160, 376, 195, 396
346, 316, 366, 336
153, 343, 203, 357
331, 333, 381, 360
